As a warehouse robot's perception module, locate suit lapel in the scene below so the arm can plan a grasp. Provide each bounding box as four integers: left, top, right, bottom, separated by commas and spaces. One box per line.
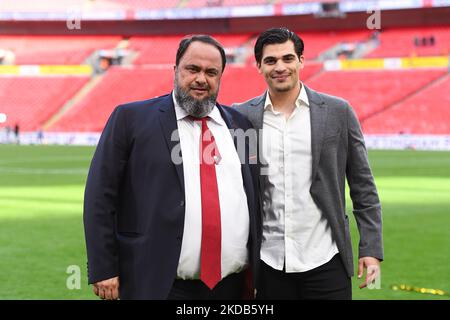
216, 103, 235, 132
158, 94, 185, 193
248, 92, 266, 130
306, 85, 328, 181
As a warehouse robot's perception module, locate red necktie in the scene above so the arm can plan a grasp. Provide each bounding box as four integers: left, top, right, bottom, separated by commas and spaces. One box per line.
198, 117, 222, 290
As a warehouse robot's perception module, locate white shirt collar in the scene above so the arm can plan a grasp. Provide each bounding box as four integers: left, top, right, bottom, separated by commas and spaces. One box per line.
264, 82, 309, 113
172, 91, 224, 126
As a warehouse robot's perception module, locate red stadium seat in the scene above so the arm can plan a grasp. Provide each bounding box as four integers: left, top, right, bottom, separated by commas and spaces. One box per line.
362, 74, 450, 134
48, 66, 174, 132
0, 76, 89, 131
0, 36, 122, 65
366, 26, 450, 58
305, 69, 447, 121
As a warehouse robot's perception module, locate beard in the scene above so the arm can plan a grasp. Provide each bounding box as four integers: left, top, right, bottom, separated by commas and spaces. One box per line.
174, 77, 218, 119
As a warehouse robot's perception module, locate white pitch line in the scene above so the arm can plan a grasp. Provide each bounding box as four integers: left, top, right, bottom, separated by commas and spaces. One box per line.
0, 167, 88, 175
0, 155, 91, 165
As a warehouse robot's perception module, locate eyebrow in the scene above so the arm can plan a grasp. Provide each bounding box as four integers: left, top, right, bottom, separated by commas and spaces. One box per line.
185, 64, 201, 71
263, 54, 296, 62
185, 64, 219, 73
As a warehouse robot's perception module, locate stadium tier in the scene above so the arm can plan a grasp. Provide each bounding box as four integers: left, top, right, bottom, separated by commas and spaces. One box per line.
1, 26, 449, 134
0, 76, 89, 131
43, 66, 447, 133
129, 34, 252, 65
220, 66, 267, 104
128, 36, 183, 65
299, 30, 370, 60
4, 27, 444, 66
47, 67, 175, 132
362, 74, 450, 134
0, 36, 122, 65
366, 26, 450, 58
305, 69, 448, 121
125, 30, 371, 64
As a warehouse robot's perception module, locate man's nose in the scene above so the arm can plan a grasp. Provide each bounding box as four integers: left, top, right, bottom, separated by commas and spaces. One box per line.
195, 72, 207, 84
274, 60, 287, 72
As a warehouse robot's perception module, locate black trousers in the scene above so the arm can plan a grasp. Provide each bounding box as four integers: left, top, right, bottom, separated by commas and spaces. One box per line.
167, 271, 245, 300
257, 253, 352, 300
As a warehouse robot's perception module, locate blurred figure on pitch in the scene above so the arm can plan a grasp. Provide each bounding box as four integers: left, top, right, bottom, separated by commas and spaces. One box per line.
37, 129, 44, 144
5, 125, 11, 143
14, 123, 20, 144
233, 28, 383, 300
84, 35, 260, 300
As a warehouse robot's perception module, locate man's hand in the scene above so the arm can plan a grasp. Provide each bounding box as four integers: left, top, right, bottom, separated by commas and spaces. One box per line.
358, 257, 380, 289
93, 276, 119, 300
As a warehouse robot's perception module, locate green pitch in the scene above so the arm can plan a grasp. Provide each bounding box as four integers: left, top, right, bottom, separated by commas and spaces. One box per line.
0, 145, 449, 300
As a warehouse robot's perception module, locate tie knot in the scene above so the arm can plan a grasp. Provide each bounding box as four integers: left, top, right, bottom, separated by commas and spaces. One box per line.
188, 115, 209, 123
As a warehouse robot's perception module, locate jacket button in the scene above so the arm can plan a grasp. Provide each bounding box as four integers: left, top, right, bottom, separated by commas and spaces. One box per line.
180, 200, 185, 207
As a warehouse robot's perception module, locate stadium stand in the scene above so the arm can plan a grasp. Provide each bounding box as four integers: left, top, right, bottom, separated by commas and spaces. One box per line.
299, 30, 370, 60
47, 67, 174, 132
362, 74, 450, 134
0, 36, 122, 65
218, 66, 267, 105
129, 34, 252, 65
0, 0, 448, 137
366, 26, 450, 58
128, 36, 183, 65
0, 76, 89, 131
305, 69, 447, 120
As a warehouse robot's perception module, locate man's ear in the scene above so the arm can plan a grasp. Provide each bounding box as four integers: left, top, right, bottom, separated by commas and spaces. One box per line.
257, 63, 262, 74
173, 65, 177, 73
299, 55, 305, 69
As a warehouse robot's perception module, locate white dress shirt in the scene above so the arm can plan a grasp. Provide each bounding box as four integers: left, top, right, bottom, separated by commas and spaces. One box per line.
260, 83, 338, 273
173, 93, 250, 280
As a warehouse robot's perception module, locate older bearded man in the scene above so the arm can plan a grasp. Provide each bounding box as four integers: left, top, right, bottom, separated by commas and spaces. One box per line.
84, 35, 261, 300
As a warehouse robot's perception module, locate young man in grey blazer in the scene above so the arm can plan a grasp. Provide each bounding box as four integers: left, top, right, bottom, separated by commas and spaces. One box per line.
232, 28, 383, 299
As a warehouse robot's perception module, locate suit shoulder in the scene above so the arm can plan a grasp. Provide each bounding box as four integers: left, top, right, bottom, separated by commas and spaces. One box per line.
224, 105, 246, 119
232, 95, 264, 121
221, 105, 253, 128
232, 96, 262, 111
314, 90, 351, 111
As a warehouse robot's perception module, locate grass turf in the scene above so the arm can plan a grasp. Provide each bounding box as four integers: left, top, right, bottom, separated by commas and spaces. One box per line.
0, 145, 449, 299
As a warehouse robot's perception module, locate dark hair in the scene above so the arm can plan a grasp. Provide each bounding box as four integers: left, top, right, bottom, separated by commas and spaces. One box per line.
254, 27, 304, 65
176, 35, 226, 72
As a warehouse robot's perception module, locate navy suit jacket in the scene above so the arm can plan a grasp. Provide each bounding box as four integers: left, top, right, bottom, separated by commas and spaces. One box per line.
83, 93, 261, 299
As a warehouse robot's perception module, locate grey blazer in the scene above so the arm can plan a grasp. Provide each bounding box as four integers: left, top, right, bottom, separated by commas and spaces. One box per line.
232, 85, 383, 277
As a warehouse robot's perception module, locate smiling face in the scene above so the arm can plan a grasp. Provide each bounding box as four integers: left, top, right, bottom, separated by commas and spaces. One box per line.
258, 40, 304, 94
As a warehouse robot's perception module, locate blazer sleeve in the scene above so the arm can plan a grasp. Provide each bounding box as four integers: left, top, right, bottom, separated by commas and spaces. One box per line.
83, 106, 129, 284
345, 104, 384, 261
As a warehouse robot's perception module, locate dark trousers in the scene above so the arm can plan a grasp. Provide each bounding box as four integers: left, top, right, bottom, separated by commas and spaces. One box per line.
167, 271, 245, 300
257, 254, 352, 300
